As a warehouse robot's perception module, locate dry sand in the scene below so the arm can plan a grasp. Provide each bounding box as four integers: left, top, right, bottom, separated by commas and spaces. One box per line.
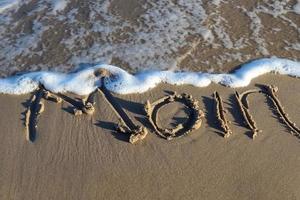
1, 74, 300, 199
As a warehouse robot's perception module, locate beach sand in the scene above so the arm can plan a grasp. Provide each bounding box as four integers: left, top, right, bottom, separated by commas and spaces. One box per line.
1, 74, 300, 200
1, 0, 300, 199
1, 0, 300, 76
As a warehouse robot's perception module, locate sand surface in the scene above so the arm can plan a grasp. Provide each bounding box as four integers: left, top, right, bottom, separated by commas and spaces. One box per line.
1, 75, 300, 200
1, 1, 300, 199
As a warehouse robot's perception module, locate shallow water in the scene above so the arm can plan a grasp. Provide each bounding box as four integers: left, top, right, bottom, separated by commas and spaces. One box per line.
0, 0, 299, 77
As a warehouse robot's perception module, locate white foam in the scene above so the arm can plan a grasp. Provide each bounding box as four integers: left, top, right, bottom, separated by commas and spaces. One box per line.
0, 0, 19, 13
293, 0, 300, 15
242, 8, 269, 56
0, 58, 299, 95
52, 0, 68, 14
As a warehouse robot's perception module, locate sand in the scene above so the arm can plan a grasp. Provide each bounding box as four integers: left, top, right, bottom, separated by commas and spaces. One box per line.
1, 0, 300, 76
0, 74, 300, 199
1, 1, 300, 199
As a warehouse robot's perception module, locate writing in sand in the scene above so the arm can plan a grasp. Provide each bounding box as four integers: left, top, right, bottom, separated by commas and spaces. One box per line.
23, 79, 300, 144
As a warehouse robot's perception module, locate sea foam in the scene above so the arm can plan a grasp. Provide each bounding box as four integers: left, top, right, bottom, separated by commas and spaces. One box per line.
0, 0, 19, 13
51, 0, 68, 14
1, 0, 299, 76
294, 0, 300, 14
0, 58, 299, 95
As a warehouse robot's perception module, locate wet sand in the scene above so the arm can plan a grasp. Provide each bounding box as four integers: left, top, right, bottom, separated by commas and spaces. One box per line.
0, 0, 299, 76
1, 74, 300, 200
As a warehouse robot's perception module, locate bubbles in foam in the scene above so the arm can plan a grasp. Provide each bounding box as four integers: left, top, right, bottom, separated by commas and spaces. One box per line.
0, 58, 299, 95
294, 0, 300, 14
51, 0, 68, 14
0, 0, 20, 13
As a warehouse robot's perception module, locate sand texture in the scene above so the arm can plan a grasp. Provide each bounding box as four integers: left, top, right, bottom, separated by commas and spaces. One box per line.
0, 75, 300, 200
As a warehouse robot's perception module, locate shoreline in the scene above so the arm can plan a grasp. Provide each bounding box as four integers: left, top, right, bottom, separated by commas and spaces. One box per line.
0, 57, 300, 95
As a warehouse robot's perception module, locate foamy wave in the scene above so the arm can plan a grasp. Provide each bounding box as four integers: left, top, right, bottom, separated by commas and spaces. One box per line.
0, 0, 19, 13
1, 0, 299, 76
0, 58, 299, 95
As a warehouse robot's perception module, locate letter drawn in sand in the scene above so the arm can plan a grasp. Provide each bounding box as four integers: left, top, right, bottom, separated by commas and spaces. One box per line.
263, 85, 300, 137
144, 92, 204, 140
235, 89, 261, 138
24, 88, 45, 142
97, 76, 148, 144
24, 88, 64, 142
235, 85, 300, 139
213, 91, 232, 138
